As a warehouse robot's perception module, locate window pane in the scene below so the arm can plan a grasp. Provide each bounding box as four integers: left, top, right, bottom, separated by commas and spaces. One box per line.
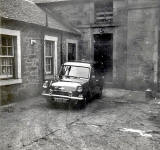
46, 58, 51, 65
60, 65, 90, 79
8, 47, 13, 56
2, 66, 7, 74
2, 47, 7, 55
7, 66, 13, 75
7, 36, 12, 46
46, 65, 51, 72
45, 40, 55, 56
1, 35, 14, 56
2, 37, 7, 46
0, 47, 2, 55
0, 65, 1, 75
2, 58, 6, 65
45, 58, 52, 73
0, 58, 13, 78
9, 59, 13, 65
46, 41, 52, 56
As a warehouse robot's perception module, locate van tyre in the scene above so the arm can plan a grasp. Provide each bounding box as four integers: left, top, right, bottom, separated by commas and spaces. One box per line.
97, 88, 102, 98
76, 98, 86, 109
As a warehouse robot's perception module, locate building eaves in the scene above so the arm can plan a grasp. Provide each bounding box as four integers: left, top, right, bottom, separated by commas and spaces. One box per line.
32, 0, 103, 4
0, 0, 80, 34
42, 7, 81, 34
32, 0, 71, 4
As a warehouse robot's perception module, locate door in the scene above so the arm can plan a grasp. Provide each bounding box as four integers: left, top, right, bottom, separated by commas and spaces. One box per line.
94, 33, 113, 82
68, 43, 76, 61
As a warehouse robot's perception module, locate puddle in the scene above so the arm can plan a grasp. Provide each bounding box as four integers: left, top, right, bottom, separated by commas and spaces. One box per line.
157, 102, 160, 105
119, 128, 152, 138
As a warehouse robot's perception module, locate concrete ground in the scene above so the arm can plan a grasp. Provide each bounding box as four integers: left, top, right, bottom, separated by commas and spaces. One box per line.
0, 88, 160, 150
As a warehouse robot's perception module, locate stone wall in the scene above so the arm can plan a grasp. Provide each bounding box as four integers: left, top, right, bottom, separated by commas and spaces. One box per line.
39, 1, 95, 60
126, 0, 159, 90
62, 32, 80, 63
0, 20, 44, 103
43, 1, 94, 26
37, 0, 160, 91
113, 0, 159, 90
0, 19, 79, 104
158, 29, 160, 91
113, 0, 128, 87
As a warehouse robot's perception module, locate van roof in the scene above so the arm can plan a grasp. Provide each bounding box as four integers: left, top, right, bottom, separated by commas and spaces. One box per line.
64, 62, 91, 68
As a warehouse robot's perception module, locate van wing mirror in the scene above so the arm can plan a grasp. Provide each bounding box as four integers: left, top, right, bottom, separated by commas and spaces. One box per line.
91, 75, 95, 79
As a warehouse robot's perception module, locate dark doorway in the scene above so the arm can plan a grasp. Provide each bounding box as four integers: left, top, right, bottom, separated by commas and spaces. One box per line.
68, 43, 76, 61
94, 33, 113, 82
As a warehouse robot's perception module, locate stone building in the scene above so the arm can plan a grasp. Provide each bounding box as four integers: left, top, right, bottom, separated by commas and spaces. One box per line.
0, 0, 80, 104
34, 0, 160, 90
0, 0, 160, 104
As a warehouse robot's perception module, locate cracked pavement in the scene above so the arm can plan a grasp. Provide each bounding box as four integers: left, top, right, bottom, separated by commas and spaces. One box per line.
0, 88, 160, 150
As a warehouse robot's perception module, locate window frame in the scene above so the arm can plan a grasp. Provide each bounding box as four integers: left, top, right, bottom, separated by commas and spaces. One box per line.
45, 40, 54, 75
0, 28, 22, 86
0, 35, 15, 79
44, 35, 58, 78
66, 39, 78, 62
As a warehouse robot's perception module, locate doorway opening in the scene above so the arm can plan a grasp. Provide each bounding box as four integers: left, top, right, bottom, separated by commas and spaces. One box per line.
94, 33, 113, 82
68, 43, 76, 61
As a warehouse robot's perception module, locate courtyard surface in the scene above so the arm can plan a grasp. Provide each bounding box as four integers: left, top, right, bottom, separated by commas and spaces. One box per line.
0, 88, 160, 150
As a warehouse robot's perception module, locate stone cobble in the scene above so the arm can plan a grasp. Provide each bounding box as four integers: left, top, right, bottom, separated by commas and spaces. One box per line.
0, 89, 160, 150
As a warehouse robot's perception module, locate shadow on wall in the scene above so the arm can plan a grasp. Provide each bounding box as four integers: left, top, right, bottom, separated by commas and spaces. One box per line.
0, 86, 13, 105
125, 78, 156, 91
0, 84, 42, 105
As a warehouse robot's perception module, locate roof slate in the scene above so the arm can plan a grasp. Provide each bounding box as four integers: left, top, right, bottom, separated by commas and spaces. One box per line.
0, 0, 79, 34
32, 0, 70, 3
32, 0, 105, 3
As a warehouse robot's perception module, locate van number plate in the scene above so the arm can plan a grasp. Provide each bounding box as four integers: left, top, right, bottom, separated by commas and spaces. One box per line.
54, 98, 68, 103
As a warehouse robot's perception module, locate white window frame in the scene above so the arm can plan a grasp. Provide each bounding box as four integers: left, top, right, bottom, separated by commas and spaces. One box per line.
44, 40, 54, 75
0, 28, 22, 86
66, 39, 78, 61
44, 35, 58, 77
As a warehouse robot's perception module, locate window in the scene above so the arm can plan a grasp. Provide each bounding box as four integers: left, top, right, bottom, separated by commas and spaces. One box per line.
68, 43, 76, 61
66, 39, 78, 62
0, 28, 21, 86
0, 35, 15, 79
45, 40, 54, 74
95, 1, 113, 24
44, 35, 58, 78
60, 65, 90, 79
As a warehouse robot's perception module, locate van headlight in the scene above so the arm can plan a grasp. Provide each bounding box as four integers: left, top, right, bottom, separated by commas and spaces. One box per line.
77, 86, 83, 93
43, 81, 49, 88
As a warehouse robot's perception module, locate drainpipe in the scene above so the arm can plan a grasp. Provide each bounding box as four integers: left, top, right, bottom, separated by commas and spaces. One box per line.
41, 29, 45, 81
60, 32, 63, 65
158, 6, 160, 92
45, 12, 48, 27
42, 12, 48, 81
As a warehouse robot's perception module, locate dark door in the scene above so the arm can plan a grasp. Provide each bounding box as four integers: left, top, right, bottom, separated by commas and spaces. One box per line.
94, 33, 113, 82
68, 43, 76, 61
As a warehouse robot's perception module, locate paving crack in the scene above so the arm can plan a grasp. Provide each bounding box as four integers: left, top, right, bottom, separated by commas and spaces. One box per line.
20, 129, 61, 149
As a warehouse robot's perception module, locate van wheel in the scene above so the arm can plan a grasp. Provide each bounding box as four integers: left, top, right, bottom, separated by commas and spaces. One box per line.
76, 98, 86, 109
97, 88, 102, 98
86, 92, 91, 102
46, 98, 53, 104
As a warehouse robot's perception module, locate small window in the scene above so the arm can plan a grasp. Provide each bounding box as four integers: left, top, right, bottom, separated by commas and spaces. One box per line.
95, 0, 113, 24
68, 43, 76, 61
44, 40, 55, 75
66, 39, 78, 62
0, 35, 15, 79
